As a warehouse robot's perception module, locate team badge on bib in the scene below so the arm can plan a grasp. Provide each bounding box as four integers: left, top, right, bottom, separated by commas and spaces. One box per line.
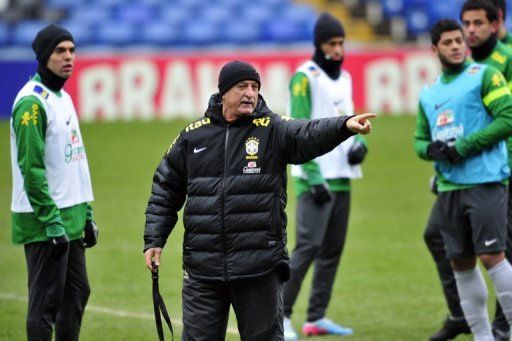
436, 110, 454, 126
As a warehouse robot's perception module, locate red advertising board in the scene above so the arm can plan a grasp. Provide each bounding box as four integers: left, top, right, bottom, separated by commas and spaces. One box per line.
66, 47, 438, 121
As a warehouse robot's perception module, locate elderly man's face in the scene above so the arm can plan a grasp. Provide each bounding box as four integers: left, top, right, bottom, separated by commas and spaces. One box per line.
47, 40, 75, 78
222, 80, 259, 120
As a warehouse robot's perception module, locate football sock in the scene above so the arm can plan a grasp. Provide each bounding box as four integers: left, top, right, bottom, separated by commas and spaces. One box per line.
488, 259, 512, 327
454, 267, 493, 340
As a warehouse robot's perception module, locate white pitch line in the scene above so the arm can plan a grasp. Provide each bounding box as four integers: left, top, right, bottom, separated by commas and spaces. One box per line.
0, 292, 239, 335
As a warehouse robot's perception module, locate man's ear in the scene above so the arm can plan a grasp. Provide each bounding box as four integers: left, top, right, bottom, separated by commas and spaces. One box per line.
490, 20, 500, 34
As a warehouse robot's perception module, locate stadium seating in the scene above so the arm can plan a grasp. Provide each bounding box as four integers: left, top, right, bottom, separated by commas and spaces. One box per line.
377, 0, 512, 39
5, 0, 512, 46
1, 0, 318, 48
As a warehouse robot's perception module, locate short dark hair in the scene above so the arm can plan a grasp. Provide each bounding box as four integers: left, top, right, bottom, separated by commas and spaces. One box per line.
460, 0, 499, 22
431, 19, 463, 45
488, 0, 506, 19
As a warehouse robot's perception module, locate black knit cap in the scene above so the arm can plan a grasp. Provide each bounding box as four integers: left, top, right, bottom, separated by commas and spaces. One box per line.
314, 12, 345, 47
218, 61, 261, 95
32, 24, 74, 66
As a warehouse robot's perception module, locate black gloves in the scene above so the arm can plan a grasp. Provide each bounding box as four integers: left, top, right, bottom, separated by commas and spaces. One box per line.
310, 184, 332, 205
348, 141, 367, 165
83, 220, 99, 248
443, 144, 462, 163
50, 234, 69, 257
427, 140, 449, 161
427, 140, 462, 163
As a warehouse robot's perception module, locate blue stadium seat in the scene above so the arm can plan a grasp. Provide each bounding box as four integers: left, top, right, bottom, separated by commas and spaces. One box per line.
381, 0, 405, 16
158, 5, 191, 27
262, 17, 308, 43
88, 0, 124, 8
115, 3, 155, 24
0, 23, 9, 47
95, 22, 137, 46
259, 0, 291, 10
428, 0, 458, 24
46, 0, 84, 11
405, 7, 430, 36
67, 6, 112, 26
198, 6, 232, 26
281, 3, 317, 25
182, 22, 219, 46
241, 4, 273, 25
12, 21, 50, 46
57, 21, 94, 46
222, 21, 261, 44
140, 22, 182, 46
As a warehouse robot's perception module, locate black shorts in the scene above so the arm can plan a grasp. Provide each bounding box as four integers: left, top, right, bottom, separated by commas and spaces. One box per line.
438, 183, 508, 259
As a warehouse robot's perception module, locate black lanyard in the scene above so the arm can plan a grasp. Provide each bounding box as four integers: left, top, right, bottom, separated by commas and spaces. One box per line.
151, 262, 174, 340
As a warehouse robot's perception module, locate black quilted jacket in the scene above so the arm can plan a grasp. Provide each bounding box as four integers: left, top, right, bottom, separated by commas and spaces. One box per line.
144, 93, 354, 281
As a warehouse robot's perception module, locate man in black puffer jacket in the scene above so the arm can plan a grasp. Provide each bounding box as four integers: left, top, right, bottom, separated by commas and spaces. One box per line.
143, 60, 374, 341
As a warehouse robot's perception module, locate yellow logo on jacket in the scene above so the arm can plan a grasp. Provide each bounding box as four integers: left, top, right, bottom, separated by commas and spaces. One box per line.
21, 104, 39, 126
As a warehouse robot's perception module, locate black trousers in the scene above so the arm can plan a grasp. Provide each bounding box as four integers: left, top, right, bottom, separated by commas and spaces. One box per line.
181, 270, 283, 341
283, 191, 350, 322
424, 183, 512, 331
24, 240, 90, 341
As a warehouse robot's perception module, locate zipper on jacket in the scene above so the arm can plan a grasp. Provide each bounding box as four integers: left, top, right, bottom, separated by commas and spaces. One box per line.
220, 125, 230, 281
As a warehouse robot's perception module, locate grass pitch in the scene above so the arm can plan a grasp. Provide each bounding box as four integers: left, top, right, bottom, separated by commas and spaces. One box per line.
0, 116, 477, 340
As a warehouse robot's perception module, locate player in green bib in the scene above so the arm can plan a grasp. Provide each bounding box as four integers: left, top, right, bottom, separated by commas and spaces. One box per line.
10, 25, 99, 341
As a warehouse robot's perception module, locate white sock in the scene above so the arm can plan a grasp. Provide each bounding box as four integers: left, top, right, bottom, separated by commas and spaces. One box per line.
488, 259, 512, 327
454, 267, 493, 341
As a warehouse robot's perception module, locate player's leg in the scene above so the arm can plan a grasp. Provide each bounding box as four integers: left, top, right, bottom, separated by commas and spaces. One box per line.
283, 193, 334, 318
230, 270, 283, 341
469, 183, 512, 331
424, 197, 469, 340
439, 189, 493, 340
25, 241, 69, 341
55, 240, 90, 341
182, 276, 230, 341
492, 181, 512, 339
303, 191, 352, 336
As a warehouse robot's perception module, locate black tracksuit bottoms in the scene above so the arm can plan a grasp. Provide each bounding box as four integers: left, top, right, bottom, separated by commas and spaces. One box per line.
181, 269, 284, 341
24, 240, 90, 341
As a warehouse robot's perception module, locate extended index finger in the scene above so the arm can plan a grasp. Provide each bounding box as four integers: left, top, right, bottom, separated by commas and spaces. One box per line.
357, 113, 377, 121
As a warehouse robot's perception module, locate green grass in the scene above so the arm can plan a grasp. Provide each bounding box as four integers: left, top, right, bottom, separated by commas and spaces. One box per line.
0, 116, 480, 340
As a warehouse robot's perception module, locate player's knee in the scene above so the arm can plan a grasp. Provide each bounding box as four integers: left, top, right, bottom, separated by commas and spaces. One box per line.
451, 257, 477, 271
479, 252, 505, 269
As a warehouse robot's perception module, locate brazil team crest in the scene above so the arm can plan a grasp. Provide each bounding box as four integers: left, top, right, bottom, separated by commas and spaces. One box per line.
245, 137, 259, 160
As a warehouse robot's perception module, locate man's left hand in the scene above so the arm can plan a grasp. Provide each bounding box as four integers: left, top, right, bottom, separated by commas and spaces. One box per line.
346, 113, 376, 135
444, 143, 462, 163
83, 220, 99, 248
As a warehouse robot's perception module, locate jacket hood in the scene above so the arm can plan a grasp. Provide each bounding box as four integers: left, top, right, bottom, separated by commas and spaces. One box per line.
205, 93, 272, 124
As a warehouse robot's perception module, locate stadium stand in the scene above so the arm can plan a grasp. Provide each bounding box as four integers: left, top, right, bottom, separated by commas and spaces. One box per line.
3, 0, 512, 48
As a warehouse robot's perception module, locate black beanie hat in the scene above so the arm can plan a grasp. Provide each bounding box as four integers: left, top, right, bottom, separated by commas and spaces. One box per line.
314, 12, 345, 47
218, 61, 261, 95
32, 24, 74, 66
